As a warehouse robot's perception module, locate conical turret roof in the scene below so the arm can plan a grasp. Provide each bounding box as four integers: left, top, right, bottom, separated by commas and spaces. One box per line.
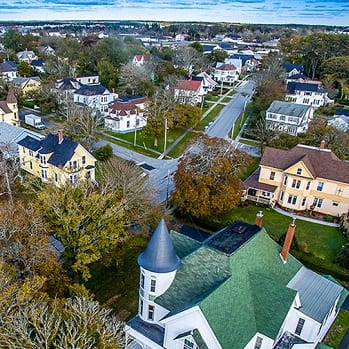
138, 219, 180, 273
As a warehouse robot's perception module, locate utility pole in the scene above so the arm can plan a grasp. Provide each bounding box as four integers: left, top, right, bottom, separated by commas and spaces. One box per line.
133, 115, 137, 147
163, 118, 168, 156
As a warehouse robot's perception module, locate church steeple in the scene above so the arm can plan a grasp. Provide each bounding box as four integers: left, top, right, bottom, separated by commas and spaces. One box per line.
138, 219, 180, 273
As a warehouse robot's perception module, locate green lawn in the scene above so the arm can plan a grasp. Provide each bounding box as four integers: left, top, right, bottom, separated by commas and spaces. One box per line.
324, 310, 349, 348
198, 204, 349, 282
85, 234, 148, 320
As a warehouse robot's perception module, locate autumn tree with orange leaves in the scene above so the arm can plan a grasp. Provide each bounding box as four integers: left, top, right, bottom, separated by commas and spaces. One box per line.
172, 134, 252, 219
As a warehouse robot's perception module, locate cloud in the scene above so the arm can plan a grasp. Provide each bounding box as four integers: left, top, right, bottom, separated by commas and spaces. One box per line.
0, 0, 348, 26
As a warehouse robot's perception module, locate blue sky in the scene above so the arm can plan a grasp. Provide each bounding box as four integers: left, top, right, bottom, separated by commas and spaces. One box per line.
0, 0, 348, 26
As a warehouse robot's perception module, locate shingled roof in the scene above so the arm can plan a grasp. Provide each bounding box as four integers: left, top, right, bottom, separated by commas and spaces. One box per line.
109, 96, 146, 117
74, 84, 108, 96
260, 145, 349, 184
216, 63, 237, 71
156, 223, 303, 349
175, 79, 202, 91
18, 133, 78, 167
267, 101, 310, 118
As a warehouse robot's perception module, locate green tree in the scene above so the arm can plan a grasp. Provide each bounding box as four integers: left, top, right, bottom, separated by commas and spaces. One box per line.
174, 103, 201, 128
36, 181, 127, 281
17, 61, 34, 77
142, 87, 177, 147
93, 144, 113, 161
2, 30, 24, 52
172, 134, 252, 219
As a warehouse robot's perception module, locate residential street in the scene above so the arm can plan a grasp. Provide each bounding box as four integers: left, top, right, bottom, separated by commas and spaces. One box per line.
206, 80, 255, 139
96, 78, 257, 203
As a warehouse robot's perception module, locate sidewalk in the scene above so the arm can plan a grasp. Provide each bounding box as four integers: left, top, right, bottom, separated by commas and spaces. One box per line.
159, 86, 236, 159
272, 206, 340, 227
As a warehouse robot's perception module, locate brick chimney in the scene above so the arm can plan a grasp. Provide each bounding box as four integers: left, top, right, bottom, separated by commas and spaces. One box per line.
280, 218, 296, 263
320, 140, 325, 149
57, 130, 64, 144
255, 211, 264, 228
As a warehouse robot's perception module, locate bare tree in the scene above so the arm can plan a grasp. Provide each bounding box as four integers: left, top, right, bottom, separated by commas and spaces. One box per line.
99, 157, 161, 227
59, 100, 104, 151
0, 294, 124, 349
174, 46, 203, 75
0, 201, 55, 277
0, 144, 22, 203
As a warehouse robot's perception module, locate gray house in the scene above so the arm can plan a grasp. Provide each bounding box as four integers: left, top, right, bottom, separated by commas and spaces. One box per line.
265, 101, 314, 136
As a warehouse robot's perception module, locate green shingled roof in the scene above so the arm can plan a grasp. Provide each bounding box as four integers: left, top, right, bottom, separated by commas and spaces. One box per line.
157, 228, 303, 349
169, 230, 202, 259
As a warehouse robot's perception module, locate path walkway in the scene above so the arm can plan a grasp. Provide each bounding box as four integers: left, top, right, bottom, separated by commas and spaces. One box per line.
273, 206, 340, 227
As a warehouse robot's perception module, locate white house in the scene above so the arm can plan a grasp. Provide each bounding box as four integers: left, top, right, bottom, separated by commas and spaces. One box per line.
195, 72, 217, 93
283, 64, 304, 78
0, 60, 18, 81
328, 109, 349, 132
105, 96, 147, 133
285, 82, 333, 109
266, 100, 314, 136
133, 54, 148, 67
213, 63, 239, 84
16, 49, 37, 63
125, 217, 347, 349
174, 79, 205, 105
73, 84, 118, 115
76, 75, 99, 85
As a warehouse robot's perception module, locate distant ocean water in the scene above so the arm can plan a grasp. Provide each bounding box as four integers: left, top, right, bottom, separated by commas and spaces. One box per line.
0, 0, 348, 26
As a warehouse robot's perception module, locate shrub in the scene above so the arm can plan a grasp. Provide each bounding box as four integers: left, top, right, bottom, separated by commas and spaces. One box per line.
93, 144, 113, 161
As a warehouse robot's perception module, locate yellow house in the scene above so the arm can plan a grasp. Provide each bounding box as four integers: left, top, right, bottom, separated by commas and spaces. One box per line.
13, 76, 41, 96
243, 142, 349, 217
0, 87, 19, 126
18, 130, 97, 187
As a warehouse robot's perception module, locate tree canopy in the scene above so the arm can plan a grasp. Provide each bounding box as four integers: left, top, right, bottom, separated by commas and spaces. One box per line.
172, 134, 252, 219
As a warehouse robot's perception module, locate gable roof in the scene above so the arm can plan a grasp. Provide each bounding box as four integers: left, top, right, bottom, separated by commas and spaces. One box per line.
109, 96, 146, 116
13, 76, 40, 85
215, 63, 237, 71
156, 223, 303, 349
0, 60, 17, 73
56, 77, 81, 90
283, 63, 304, 73
0, 122, 42, 147
267, 101, 311, 118
18, 133, 79, 167
287, 267, 343, 322
260, 145, 349, 184
74, 84, 108, 96
287, 81, 325, 94
175, 79, 202, 91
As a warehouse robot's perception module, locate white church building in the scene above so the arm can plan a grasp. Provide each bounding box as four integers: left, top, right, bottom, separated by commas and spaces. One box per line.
124, 216, 347, 349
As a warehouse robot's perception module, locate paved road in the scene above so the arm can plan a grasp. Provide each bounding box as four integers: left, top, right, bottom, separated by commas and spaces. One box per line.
206, 80, 255, 139
95, 140, 178, 203
95, 79, 257, 203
